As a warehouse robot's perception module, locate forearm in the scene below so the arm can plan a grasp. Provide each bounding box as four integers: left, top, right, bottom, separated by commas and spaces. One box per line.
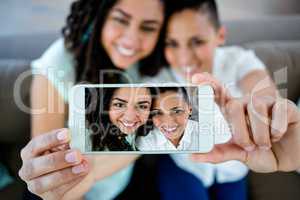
31, 75, 67, 137
239, 70, 277, 98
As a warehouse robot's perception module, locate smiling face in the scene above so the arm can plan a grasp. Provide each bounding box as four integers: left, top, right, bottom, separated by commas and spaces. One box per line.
101, 0, 164, 69
109, 87, 152, 134
164, 9, 226, 81
151, 91, 192, 146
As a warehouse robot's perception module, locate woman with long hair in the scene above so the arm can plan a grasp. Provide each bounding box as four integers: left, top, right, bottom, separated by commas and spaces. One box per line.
20, 0, 170, 199
86, 87, 155, 151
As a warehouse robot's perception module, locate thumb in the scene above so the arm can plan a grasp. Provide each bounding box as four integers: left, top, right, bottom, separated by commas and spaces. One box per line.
192, 73, 232, 108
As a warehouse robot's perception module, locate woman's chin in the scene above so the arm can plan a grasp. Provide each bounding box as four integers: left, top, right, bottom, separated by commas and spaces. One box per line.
111, 55, 137, 70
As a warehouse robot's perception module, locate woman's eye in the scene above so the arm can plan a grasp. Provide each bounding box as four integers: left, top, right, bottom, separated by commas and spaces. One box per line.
138, 104, 150, 110
113, 103, 125, 108
172, 109, 184, 115
190, 38, 205, 47
112, 17, 129, 25
151, 110, 161, 117
140, 25, 157, 33
165, 40, 178, 48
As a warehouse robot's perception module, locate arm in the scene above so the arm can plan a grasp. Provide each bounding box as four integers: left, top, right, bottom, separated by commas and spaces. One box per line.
21, 75, 138, 199
239, 69, 277, 98
31, 74, 66, 137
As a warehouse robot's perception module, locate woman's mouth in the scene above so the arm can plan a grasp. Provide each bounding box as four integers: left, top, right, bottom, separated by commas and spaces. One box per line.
161, 126, 178, 137
116, 45, 137, 57
120, 121, 138, 129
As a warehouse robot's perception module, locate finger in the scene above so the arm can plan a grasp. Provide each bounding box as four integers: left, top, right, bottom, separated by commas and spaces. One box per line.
27, 160, 89, 196
225, 99, 256, 151
21, 129, 70, 160
192, 73, 231, 108
19, 149, 83, 181
191, 142, 247, 164
271, 99, 300, 142
50, 143, 70, 153
247, 97, 272, 149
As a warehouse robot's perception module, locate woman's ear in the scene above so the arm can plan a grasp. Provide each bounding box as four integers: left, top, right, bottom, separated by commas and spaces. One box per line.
217, 26, 227, 46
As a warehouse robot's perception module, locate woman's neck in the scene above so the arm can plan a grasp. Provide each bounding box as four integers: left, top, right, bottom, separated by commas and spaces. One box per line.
170, 133, 184, 148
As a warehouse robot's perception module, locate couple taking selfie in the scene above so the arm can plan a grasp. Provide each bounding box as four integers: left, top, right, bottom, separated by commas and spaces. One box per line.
86, 86, 200, 151
20, 0, 300, 199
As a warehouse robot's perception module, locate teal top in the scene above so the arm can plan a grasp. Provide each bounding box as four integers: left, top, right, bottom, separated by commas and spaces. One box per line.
0, 163, 13, 189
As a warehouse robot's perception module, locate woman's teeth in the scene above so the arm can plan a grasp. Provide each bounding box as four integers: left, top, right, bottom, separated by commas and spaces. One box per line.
121, 121, 136, 128
162, 126, 177, 133
116, 45, 136, 57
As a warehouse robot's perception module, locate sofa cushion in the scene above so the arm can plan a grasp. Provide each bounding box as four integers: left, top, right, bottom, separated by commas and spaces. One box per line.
248, 172, 300, 200
244, 40, 300, 102
224, 16, 300, 45
0, 59, 31, 144
0, 33, 58, 60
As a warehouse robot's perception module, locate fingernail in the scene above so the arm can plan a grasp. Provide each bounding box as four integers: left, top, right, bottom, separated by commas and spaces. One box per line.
65, 152, 79, 163
57, 129, 68, 141
72, 164, 87, 174
259, 146, 271, 151
244, 145, 256, 152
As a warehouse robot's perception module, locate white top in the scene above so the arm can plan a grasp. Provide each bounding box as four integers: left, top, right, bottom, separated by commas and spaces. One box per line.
137, 120, 200, 151
147, 46, 266, 186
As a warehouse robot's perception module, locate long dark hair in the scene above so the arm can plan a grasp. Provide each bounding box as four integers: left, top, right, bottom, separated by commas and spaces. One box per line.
85, 87, 156, 151
62, 0, 170, 84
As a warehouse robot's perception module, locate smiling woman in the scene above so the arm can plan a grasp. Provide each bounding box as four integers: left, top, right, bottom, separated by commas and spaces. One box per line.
101, 0, 165, 69
85, 87, 155, 151
21, 0, 171, 199
136, 87, 203, 151
63, 0, 168, 83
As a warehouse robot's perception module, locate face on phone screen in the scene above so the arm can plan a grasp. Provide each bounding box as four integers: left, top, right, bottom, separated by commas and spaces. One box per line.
83, 85, 213, 152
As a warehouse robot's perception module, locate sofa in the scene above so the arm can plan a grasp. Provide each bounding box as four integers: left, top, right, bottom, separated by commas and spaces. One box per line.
0, 16, 300, 199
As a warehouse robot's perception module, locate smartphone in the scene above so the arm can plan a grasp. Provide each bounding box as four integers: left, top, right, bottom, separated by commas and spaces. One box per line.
69, 83, 229, 154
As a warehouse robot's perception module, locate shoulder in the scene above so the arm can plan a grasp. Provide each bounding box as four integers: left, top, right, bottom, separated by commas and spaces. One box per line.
186, 120, 200, 137
31, 38, 76, 103
136, 129, 160, 150
187, 119, 199, 129
216, 46, 261, 66
217, 46, 255, 57
215, 46, 266, 81
31, 38, 75, 72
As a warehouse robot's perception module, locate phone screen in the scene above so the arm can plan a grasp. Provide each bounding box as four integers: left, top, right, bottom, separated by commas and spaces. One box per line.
75, 84, 214, 153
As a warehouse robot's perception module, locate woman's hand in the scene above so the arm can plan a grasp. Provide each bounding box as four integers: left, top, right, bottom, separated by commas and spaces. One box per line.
19, 129, 94, 200
191, 73, 300, 173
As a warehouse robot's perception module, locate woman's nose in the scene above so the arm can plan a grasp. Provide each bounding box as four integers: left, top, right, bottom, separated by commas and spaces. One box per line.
178, 48, 195, 67
160, 114, 176, 125
120, 26, 140, 50
122, 106, 138, 121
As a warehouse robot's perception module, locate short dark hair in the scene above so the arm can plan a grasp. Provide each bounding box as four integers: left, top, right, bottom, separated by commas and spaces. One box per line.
168, 0, 221, 30
154, 87, 191, 106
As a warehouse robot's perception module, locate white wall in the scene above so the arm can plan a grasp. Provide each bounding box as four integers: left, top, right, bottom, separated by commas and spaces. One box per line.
217, 0, 300, 20
1, 0, 300, 36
